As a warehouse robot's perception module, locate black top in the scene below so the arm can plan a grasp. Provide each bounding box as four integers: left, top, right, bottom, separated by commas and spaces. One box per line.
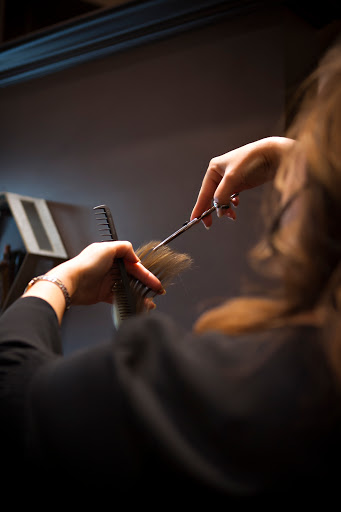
0, 297, 340, 499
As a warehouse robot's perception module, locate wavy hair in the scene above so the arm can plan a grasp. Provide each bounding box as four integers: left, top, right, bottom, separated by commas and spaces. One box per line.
194, 38, 341, 341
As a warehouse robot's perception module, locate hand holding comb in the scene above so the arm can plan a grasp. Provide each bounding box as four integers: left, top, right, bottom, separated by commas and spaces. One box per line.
94, 204, 194, 329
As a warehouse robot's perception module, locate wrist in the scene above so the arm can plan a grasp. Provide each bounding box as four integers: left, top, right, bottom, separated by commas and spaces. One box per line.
24, 275, 71, 310
45, 260, 79, 300
258, 137, 295, 178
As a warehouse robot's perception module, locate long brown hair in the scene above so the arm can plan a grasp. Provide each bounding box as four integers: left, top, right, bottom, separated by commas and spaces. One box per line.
194, 38, 341, 338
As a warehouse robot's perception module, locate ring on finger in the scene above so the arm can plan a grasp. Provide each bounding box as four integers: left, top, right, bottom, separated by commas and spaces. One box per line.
213, 200, 230, 209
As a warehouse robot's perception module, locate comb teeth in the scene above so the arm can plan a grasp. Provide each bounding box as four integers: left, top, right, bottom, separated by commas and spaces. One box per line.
111, 277, 135, 327
93, 204, 136, 328
93, 205, 118, 242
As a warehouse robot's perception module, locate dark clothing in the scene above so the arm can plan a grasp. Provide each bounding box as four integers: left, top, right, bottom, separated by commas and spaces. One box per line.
0, 297, 340, 499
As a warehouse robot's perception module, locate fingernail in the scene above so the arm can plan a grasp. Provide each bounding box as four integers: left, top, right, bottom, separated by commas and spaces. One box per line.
157, 287, 166, 295
202, 220, 210, 230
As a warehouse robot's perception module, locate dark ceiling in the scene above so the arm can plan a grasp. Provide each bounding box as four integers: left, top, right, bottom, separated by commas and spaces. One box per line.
0, 0, 133, 43
0, 0, 340, 45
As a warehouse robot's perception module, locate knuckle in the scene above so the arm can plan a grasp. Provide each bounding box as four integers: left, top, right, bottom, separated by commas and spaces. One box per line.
208, 157, 225, 178
208, 157, 219, 170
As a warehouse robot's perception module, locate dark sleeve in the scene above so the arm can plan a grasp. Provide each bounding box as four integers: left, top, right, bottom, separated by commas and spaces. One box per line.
0, 298, 245, 495
24, 311, 242, 496
0, 296, 62, 354
0, 298, 62, 484
0, 297, 336, 498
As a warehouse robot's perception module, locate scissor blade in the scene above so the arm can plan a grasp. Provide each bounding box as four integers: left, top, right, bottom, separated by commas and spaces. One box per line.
152, 205, 216, 252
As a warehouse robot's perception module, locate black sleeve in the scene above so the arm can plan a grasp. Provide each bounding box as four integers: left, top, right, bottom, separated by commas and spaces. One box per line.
25, 309, 240, 496
0, 296, 62, 354
0, 296, 336, 499
0, 297, 247, 496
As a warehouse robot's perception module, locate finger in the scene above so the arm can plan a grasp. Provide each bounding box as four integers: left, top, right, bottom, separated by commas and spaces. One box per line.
125, 261, 164, 294
223, 208, 237, 220
230, 193, 240, 207
97, 242, 164, 295
144, 297, 156, 311
213, 202, 237, 220
191, 193, 214, 228
213, 174, 240, 208
190, 167, 223, 224
109, 241, 140, 263
213, 192, 239, 220
101, 242, 164, 293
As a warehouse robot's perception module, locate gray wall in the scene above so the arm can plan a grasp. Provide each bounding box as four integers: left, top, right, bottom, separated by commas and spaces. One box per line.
0, 8, 317, 353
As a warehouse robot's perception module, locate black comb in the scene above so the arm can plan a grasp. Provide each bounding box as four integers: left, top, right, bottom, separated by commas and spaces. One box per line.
93, 205, 136, 327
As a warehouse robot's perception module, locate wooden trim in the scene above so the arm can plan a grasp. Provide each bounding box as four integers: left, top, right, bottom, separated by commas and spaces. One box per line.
0, 0, 265, 87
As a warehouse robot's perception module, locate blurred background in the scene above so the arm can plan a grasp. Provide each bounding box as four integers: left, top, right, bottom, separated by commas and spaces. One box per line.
0, 1, 132, 43
0, 0, 340, 353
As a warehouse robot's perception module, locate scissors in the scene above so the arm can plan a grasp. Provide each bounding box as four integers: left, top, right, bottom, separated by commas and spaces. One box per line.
152, 193, 239, 252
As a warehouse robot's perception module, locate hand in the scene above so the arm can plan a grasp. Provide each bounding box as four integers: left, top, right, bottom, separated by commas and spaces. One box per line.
191, 137, 295, 228
23, 242, 164, 323
53, 242, 164, 306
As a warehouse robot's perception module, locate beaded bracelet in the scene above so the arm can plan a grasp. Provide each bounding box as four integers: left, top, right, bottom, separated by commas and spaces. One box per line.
24, 275, 71, 310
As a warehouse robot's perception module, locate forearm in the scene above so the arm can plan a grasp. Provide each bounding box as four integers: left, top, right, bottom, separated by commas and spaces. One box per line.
258, 136, 295, 179
23, 262, 77, 325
